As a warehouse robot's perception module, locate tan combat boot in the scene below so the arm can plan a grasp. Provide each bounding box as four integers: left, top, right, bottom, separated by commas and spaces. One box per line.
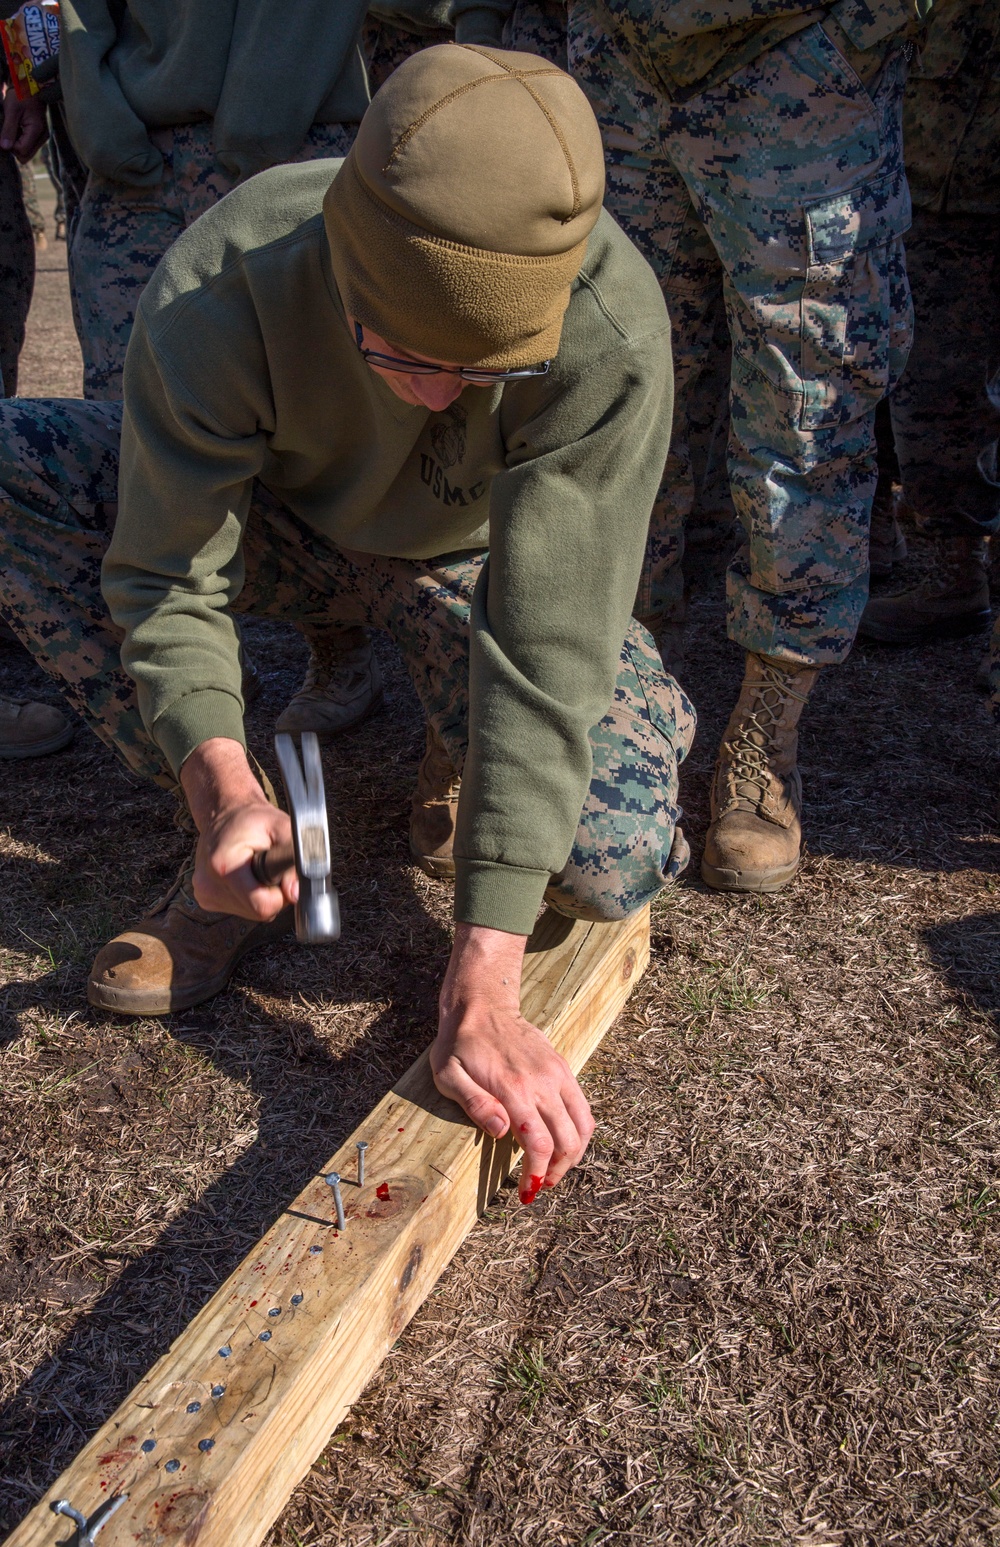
701, 653, 819, 893
859, 533, 990, 644
88, 845, 294, 1015
410, 724, 460, 880
276, 625, 384, 737
867, 476, 907, 580
0, 694, 75, 759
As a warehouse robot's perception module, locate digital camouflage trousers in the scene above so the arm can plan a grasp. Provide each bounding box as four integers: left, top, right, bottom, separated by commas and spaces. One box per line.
568, 6, 914, 665
0, 398, 697, 922
0, 148, 33, 397
70, 119, 357, 401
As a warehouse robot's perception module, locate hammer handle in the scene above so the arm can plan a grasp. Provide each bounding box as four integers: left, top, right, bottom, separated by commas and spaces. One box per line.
251, 842, 295, 887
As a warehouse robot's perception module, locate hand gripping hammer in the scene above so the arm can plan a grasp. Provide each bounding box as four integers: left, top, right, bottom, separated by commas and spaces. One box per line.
250, 732, 340, 943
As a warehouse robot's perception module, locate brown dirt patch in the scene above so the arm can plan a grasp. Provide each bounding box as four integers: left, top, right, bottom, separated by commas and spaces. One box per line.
0, 238, 997, 1547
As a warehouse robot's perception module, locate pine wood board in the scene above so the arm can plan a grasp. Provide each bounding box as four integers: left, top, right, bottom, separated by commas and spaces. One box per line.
4, 905, 649, 1547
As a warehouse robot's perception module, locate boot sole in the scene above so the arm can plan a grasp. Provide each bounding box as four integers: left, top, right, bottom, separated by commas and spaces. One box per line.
858, 608, 992, 646
410, 839, 456, 881
87, 910, 295, 1017
0, 721, 76, 759
700, 854, 800, 893
275, 688, 386, 740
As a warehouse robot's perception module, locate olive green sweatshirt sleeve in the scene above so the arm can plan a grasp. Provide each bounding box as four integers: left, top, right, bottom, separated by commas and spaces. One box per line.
102, 308, 270, 773
213, 0, 371, 180
454, 269, 673, 935
59, 0, 164, 184
60, 0, 371, 187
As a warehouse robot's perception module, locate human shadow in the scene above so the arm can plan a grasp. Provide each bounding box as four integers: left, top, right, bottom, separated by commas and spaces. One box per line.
922, 910, 1000, 1030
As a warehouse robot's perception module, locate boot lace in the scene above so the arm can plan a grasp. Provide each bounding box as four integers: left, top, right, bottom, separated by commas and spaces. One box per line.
725, 663, 810, 806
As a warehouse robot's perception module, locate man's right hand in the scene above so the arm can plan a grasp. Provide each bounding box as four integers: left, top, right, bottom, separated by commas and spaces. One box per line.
1, 89, 49, 162
179, 737, 297, 919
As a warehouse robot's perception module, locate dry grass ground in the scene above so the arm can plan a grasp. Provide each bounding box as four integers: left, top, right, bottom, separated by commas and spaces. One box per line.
1, 222, 998, 1547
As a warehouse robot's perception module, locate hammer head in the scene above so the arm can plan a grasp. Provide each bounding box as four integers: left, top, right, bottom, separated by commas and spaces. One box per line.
274, 732, 340, 943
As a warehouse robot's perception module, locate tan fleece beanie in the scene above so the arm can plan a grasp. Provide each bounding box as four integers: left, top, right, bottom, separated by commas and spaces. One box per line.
324, 44, 606, 370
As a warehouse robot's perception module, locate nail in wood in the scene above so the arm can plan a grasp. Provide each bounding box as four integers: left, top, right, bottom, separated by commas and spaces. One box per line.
325, 1172, 346, 1231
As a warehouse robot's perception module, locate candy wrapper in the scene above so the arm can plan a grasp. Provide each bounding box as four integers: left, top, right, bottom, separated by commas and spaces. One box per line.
1, 1, 60, 101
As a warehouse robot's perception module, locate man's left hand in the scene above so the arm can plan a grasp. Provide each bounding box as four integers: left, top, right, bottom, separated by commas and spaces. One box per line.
431, 922, 595, 1204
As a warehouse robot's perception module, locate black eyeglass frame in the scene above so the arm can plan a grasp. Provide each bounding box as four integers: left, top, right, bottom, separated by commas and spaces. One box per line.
354, 322, 550, 384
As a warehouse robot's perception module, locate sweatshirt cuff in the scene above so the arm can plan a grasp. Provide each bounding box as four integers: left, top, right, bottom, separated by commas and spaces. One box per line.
152, 688, 247, 778
454, 859, 549, 936
453, 6, 507, 46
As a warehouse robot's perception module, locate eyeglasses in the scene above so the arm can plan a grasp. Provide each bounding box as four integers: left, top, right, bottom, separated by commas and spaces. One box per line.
354, 322, 550, 384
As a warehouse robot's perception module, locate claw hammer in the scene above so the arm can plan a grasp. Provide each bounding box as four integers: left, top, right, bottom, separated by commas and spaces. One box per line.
250, 731, 341, 943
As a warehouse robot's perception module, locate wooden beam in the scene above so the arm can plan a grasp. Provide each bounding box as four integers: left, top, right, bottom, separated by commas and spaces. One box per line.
4, 907, 649, 1547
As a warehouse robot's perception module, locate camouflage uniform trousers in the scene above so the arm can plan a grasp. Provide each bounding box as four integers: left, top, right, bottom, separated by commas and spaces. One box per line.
502, 0, 568, 68
362, 19, 451, 93
19, 159, 44, 238
890, 209, 1000, 536
70, 120, 357, 402
0, 147, 33, 396
568, 6, 914, 665
0, 398, 696, 922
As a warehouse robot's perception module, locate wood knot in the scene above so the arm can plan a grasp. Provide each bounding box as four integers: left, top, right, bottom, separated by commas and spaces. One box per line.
622, 948, 636, 981
400, 1244, 423, 1293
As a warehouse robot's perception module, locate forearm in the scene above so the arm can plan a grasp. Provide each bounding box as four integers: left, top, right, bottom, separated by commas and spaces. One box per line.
441, 921, 527, 1022
179, 737, 268, 831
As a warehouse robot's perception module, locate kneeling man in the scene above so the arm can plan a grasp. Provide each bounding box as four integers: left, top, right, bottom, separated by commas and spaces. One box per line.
0, 46, 693, 1199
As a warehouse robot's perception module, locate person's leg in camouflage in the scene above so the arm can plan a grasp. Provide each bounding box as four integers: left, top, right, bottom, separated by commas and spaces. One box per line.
19, 157, 45, 248
682, 28, 912, 890
859, 211, 1000, 643
566, 4, 721, 679
543, 620, 696, 920
0, 155, 77, 758
571, 10, 913, 891
503, 0, 568, 68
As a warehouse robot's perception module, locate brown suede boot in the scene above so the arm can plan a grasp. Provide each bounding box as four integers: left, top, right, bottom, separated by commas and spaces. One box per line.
410, 725, 460, 880
0, 694, 75, 759
276, 625, 384, 738
859, 533, 990, 644
701, 653, 819, 893
867, 477, 907, 580
88, 847, 294, 1016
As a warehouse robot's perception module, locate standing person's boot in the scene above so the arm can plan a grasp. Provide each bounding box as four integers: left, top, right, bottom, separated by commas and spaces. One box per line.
276, 625, 384, 738
409, 724, 461, 880
858, 533, 990, 644
88, 842, 294, 1015
868, 475, 907, 580
0, 694, 75, 758
701, 653, 820, 893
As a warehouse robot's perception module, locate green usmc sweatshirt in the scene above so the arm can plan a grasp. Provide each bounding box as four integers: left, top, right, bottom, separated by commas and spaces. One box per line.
59, 0, 371, 186
102, 159, 672, 937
